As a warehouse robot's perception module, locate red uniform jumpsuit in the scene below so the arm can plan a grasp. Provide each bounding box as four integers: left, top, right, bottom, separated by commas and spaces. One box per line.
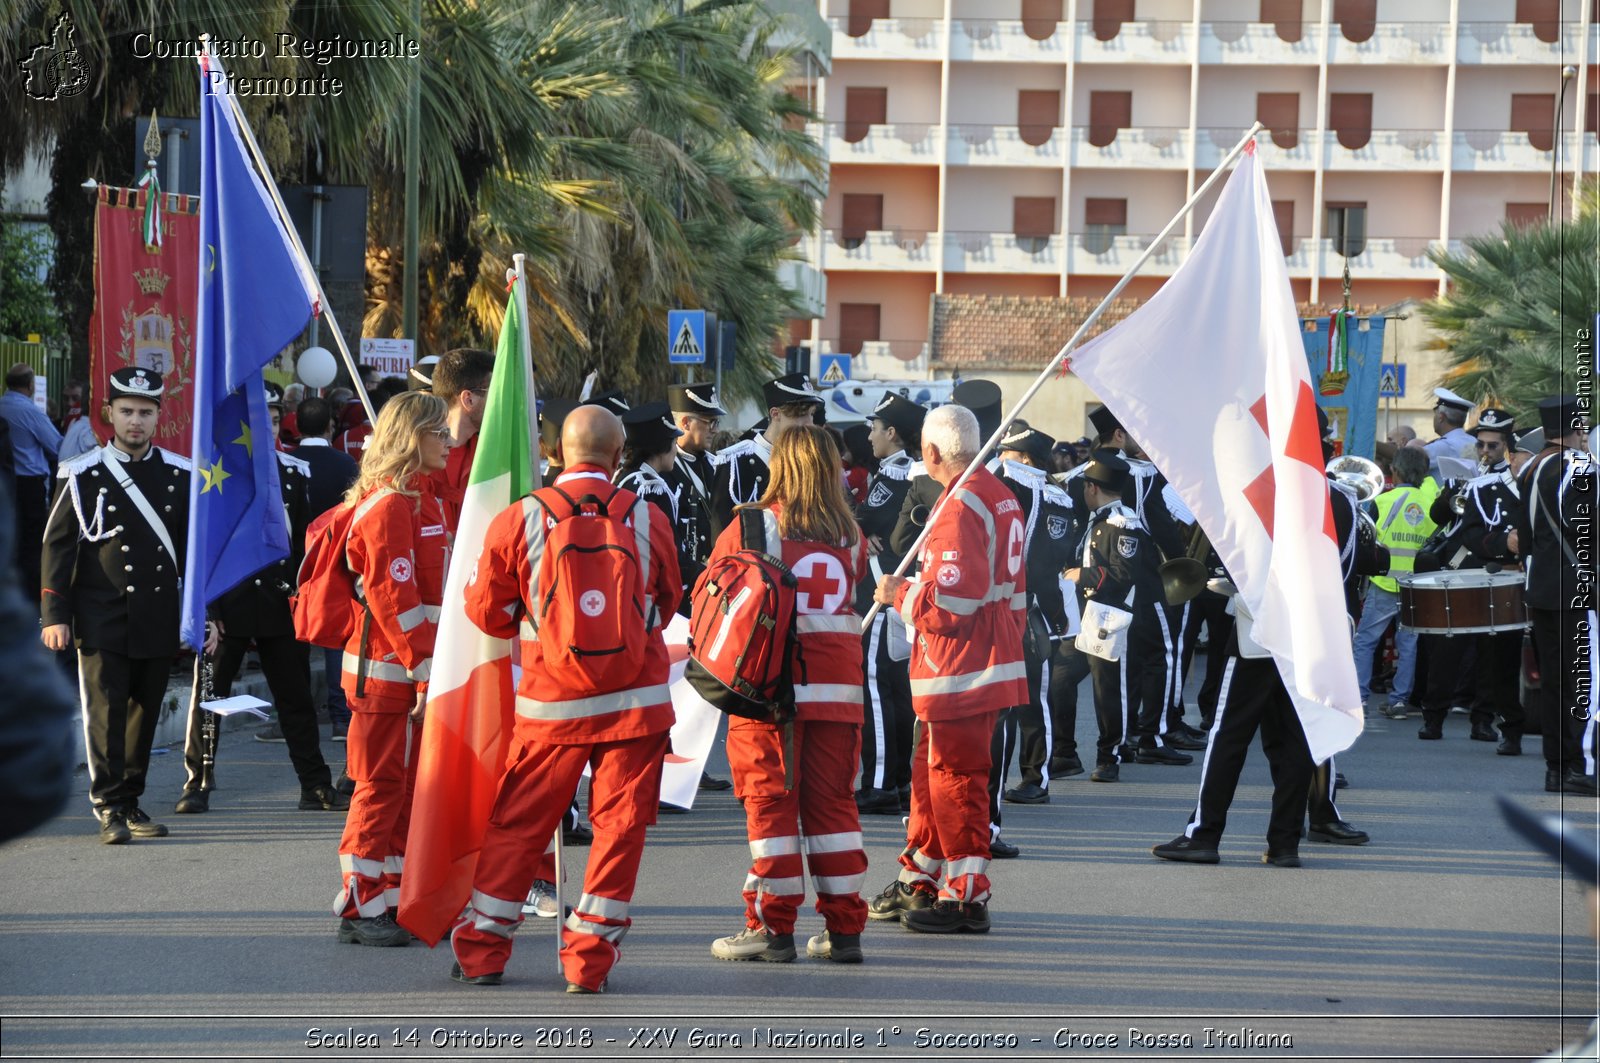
892, 464, 1027, 905
705, 504, 870, 938
334, 480, 447, 918
451, 465, 681, 990
428, 432, 477, 535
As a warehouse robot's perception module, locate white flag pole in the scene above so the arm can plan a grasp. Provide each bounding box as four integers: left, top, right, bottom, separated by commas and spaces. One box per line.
862, 121, 1266, 630
197, 36, 377, 425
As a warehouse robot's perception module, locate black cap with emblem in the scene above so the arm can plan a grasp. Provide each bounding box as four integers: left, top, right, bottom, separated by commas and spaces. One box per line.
108, 366, 164, 405
621, 401, 684, 455
762, 373, 822, 412
1469, 408, 1515, 437
1537, 395, 1588, 440
1088, 404, 1122, 441
264, 380, 285, 410
871, 392, 926, 447
950, 379, 1003, 441
585, 389, 632, 417
409, 356, 439, 392
1081, 450, 1130, 493
999, 420, 1055, 467
539, 396, 577, 455
668, 382, 727, 419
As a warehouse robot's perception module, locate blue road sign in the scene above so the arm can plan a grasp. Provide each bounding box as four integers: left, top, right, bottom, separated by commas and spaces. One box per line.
1378, 363, 1406, 398
818, 353, 852, 386
668, 309, 706, 365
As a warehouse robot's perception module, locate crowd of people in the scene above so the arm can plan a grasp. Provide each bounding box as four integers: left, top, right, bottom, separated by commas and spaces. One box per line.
4, 353, 1594, 994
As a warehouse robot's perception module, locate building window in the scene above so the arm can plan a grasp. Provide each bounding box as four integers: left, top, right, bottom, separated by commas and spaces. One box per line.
1272, 200, 1295, 257
843, 86, 887, 144
1088, 90, 1132, 149
1329, 93, 1373, 151
1505, 203, 1548, 229
1018, 90, 1061, 148
1514, 0, 1559, 44
1022, 0, 1062, 41
840, 194, 883, 250
1257, 92, 1299, 150
1014, 197, 1057, 254
1091, 0, 1133, 42
839, 304, 881, 357
1326, 202, 1367, 258
1587, 92, 1598, 135
1511, 93, 1556, 152
847, 0, 889, 38
1083, 197, 1126, 255
1261, 0, 1302, 44
1333, 0, 1376, 43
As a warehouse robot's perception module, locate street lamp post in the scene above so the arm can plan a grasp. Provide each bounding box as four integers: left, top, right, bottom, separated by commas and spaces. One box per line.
1549, 65, 1577, 222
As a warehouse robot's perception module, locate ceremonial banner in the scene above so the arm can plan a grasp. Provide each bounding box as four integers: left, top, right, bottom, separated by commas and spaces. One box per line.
400, 272, 538, 947
1301, 312, 1386, 459
181, 52, 320, 650
88, 184, 200, 455
1069, 145, 1362, 762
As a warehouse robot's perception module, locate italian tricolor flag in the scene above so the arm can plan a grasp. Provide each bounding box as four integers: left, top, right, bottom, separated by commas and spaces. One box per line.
398, 267, 538, 946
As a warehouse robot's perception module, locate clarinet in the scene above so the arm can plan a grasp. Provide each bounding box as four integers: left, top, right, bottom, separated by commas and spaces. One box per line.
198, 650, 218, 793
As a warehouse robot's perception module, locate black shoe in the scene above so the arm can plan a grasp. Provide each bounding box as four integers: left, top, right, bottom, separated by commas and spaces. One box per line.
174, 789, 210, 814
657, 802, 688, 815
254, 722, 286, 743
854, 787, 900, 815
97, 809, 131, 845
1307, 821, 1370, 845
125, 807, 168, 838
1048, 755, 1085, 779
1002, 783, 1049, 805
867, 879, 935, 921
1497, 735, 1523, 756
1262, 849, 1302, 868
903, 899, 990, 934
1417, 722, 1443, 740
1090, 762, 1119, 782
337, 914, 410, 947
565, 979, 606, 994
897, 785, 912, 813
1116, 744, 1137, 762
1160, 731, 1207, 751
1151, 836, 1220, 864
330, 717, 348, 743
1334, 772, 1349, 790
989, 835, 1020, 859
564, 822, 594, 844
299, 784, 351, 811
449, 961, 503, 985
699, 772, 732, 792
1470, 722, 1499, 742
1135, 745, 1193, 765
334, 771, 356, 797
1546, 770, 1564, 793
1562, 772, 1600, 796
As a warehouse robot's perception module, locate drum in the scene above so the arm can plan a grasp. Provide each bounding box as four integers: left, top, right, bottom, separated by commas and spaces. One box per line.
1396, 570, 1526, 635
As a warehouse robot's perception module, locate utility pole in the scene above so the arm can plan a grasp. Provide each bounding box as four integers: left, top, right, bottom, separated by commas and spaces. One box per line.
403, 0, 422, 346
1549, 65, 1576, 223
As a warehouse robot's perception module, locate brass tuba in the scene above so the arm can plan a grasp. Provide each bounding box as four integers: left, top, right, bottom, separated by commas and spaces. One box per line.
1325, 455, 1385, 503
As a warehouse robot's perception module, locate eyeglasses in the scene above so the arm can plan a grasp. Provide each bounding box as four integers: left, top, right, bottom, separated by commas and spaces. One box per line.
426, 427, 451, 441
684, 415, 720, 430
1475, 440, 1503, 449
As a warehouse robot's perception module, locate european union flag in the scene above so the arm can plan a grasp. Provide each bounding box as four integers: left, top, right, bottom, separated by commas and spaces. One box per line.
181, 52, 319, 650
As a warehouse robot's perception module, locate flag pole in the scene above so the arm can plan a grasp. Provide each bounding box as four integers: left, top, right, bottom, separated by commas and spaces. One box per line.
197, 35, 377, 426
862, 121, 1265, 630
511, 253, 541, 490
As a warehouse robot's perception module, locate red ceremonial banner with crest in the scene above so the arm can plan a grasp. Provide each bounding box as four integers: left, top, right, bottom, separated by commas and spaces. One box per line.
88, 184, 200, 456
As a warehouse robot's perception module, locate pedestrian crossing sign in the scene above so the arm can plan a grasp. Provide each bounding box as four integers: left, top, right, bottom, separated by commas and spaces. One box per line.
818, 353, 851, 386
1378, 364, 1405, 398
668, 309, 706, 365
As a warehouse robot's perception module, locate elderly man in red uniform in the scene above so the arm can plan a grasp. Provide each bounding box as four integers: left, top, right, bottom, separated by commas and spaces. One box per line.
450, 405, 681, 993
871, 403, 1027, 934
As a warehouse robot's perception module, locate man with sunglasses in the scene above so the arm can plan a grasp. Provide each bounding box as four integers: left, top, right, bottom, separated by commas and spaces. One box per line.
666, 383, 725, 579
427, 347, 494, 534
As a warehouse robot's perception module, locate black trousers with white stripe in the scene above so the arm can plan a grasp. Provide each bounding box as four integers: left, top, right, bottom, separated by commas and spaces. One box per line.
1010, 635, 1053, 789
1161, 601, 1191, 731
859, 612, 914, 794
79, 646, 171, 811
1182, 592, 1233, 727
1086, 620, 1163, 763
1183, 654, 1314, 854
1530, 607, 1599, 777
1306, 756, 1343, 827
1047, 639, 1090, 763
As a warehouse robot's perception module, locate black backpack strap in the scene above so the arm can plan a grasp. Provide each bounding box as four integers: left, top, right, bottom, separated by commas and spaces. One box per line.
738, 507, 766, 552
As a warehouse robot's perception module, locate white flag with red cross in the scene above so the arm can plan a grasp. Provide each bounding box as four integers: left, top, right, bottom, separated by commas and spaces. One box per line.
1068, 141, 1362, 762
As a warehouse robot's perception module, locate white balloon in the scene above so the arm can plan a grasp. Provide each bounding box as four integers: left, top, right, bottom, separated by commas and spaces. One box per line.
296, 346, 337, 388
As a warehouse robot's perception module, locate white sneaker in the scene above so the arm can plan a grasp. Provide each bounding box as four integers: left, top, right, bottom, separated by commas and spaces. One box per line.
710, 926, 795, 962
522, 880, 558, 918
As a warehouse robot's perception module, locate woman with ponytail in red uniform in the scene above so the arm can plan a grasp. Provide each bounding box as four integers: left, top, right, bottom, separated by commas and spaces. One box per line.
707, 425, 870, 965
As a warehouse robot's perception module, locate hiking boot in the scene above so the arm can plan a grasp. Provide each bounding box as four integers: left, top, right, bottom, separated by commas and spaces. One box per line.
710, 926, 795, 962
902, 899, 991, 934
124, 807, 168, 838
449, 961, 503, 986
97, 809, 131, 845
337, 913, 411, 947
806, 930, 863, 964
522, 880, 559, 919
299, 785, 350, 811
866, 879, 935, 921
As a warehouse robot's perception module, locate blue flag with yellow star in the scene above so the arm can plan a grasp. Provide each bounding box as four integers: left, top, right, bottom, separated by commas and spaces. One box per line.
182, 52, 319, 650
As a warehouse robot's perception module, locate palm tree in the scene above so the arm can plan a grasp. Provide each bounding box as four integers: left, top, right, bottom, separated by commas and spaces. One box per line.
1422, 181, 1599, 426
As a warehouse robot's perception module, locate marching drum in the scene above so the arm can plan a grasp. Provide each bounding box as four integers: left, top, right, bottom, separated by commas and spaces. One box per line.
1396, 570, 1527, 635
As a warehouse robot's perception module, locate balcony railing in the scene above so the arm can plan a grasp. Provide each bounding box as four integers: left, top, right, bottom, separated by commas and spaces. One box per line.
825, 122, 940, 165
1070, 126, 1190, 167
1198, 20, 1321, 63
1326, 21, 1450, 63
948, 19, 1069, 62
1290, 237, 1448, 280
946, 124, 1066, 166
1457, 21, 1592, 63
1453, 130, 1598, 173
811, 229, 937, 271
1197, 126, 1318, 169
1075, 19, 1192, 62
1194, 128, 1446, 170
942, 231, 1063, 274
1064, 233, 1190, 276
828, 17, 944, 60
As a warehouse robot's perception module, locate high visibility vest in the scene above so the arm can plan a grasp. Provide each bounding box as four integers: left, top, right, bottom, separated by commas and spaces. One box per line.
1371, 483, 1438, 592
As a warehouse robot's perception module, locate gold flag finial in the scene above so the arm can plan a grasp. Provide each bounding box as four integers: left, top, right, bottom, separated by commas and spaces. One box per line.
143, 110, 162, 163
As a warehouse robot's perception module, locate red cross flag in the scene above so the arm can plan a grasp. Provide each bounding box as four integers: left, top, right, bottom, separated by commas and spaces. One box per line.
1068, 143, 1362, 761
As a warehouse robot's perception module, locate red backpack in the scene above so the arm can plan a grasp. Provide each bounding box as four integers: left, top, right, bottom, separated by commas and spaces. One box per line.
685, 509, 806, 723
290, 503, 368, 651
532, 485, 651, 692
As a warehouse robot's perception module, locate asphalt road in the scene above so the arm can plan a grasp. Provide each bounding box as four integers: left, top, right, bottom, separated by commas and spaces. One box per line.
2, 669, 1596, 1063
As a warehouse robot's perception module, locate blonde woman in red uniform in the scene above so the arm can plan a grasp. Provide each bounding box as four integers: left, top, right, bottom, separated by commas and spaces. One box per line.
708, 425, 871, 965
331, 391, 451, 947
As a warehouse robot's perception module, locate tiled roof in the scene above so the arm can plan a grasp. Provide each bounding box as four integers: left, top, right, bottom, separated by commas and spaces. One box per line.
929, 295, 1140, 370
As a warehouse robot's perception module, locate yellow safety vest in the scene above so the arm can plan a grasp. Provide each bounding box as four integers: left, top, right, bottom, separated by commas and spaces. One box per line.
1371, 482, 1439, 593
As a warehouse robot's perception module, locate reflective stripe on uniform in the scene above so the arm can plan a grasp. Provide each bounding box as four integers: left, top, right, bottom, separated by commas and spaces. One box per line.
794, 683, 863, 705
946, 855, 989, 878
470, 889, 524, 921
795, 614, 861, 635
343, 653, 413, 685
339, 853, 386, 879
903, 845, 941, 874
749, 835, 803, 859
909, 659, 1028, 697
564, 911, 627, 942
574, 893, 630, 922
396, 603, 429, 632
743, 873, 806, 896
408, 660, 430, 682
515, 684, 671, 721
930, 591, 983, 616
812, 872, 867, 895
803, 831, 863, 855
